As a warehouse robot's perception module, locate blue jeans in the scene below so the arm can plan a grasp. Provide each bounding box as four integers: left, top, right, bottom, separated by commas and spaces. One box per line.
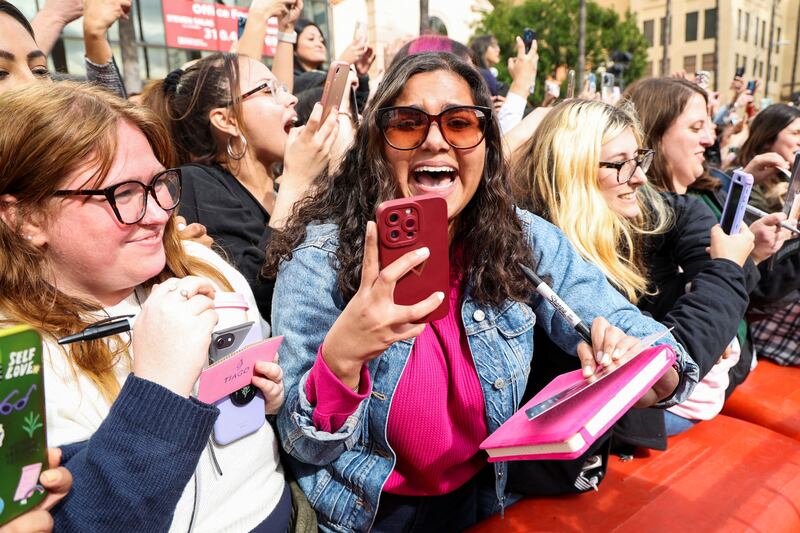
664, 411, 699, 436
372, 478, 478, 533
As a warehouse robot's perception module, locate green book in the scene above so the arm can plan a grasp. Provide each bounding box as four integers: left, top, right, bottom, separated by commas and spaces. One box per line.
0, 325, 48, 526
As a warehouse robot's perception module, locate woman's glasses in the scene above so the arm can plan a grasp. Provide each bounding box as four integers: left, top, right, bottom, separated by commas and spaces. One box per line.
599, 149, 655, 184
239, 79, 291, 105
376, 105, 492, 151
53, 168, 182, 225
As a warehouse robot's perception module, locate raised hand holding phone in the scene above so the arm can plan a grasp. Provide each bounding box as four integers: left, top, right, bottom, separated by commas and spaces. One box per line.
508, 35, 538, 98
321, 221, 445, 390
707, 223, 754, 266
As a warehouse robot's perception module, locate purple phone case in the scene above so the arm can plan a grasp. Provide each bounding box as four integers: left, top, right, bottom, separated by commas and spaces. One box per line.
720, 169, 754, 235
212, 323, 266, 445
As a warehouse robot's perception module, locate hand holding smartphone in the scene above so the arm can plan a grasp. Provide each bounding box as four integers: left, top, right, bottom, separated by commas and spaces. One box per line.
320, 61, 351, 121
720, 169, 754, 235
376, 194, 449, 323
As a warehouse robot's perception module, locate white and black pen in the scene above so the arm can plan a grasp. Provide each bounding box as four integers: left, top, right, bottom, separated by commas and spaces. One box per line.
744, 204, 800, 235
518, 263, 593, 345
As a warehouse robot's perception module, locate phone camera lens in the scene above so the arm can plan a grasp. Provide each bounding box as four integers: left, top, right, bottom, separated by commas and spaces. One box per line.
216, 337, 226, 349
406, 232, 414, 239
403, 218, 416, 230
388, 212, 400, 224
390, 229, 400, 240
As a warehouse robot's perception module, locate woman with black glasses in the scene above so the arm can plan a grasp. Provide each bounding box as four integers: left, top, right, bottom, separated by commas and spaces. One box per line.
0, 82, 289, 531
264, 53, 699, 532
511, 98, 757, 457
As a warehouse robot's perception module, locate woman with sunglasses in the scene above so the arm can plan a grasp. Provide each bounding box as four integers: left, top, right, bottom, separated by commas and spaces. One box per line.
265, 53, 698, 532
155, 52, 341, 321
511, 99, 756, 459
0, 82, 289, 531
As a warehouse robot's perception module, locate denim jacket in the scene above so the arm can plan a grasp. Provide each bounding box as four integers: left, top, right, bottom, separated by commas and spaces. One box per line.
273, 208, 698, 533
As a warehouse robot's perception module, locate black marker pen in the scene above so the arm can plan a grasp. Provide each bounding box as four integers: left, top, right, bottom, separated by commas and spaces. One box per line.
518, 263, 593, 345
58, 315, 136, 345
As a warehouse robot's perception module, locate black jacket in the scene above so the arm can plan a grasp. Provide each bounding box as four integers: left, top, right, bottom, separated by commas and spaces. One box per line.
178, 163, 274, 321
519, 193, 757, 453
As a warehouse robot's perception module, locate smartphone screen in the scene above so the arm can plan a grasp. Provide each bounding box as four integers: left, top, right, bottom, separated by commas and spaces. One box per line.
720, 182, 744, 233
735, 66, 745, 78
720, 170, 753, 234
237, 16, 247, 39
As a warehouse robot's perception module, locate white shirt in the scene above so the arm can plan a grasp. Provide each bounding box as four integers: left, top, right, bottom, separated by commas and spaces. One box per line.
43, 241, 284, 533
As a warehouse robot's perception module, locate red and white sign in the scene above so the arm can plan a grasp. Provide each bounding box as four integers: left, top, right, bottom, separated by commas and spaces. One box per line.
162, 0, 278, 56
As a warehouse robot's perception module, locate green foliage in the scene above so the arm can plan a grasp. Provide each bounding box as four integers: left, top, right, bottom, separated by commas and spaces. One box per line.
473, 0, 649, 104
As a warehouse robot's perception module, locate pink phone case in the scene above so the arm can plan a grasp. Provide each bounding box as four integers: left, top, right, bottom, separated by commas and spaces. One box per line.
197, 333, 283, 445
376, 194, 449, 323
197, 335, 282, 404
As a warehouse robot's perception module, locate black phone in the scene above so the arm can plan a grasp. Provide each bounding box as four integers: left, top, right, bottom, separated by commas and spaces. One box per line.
523, 28, 536, 54
735, 66, 745, 78
746, 80, 757, 93
237, 16, 247, 39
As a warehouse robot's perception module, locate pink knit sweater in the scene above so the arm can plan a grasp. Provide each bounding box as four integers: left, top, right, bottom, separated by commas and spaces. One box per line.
305, 270, 488, 495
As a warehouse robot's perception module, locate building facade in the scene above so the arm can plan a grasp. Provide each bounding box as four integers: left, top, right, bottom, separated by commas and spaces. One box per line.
13, 0, 330, 81
599, 0, 800, 101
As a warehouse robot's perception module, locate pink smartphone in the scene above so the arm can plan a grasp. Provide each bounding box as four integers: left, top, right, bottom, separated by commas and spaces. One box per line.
376, 194, 449, 323
320, 61, 350, 121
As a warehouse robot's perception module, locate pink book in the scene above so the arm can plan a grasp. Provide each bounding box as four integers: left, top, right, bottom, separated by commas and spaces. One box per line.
480, 344, 676, 461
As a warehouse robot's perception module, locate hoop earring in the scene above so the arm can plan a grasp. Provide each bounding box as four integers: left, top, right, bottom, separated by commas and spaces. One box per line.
226, 133, 248, 160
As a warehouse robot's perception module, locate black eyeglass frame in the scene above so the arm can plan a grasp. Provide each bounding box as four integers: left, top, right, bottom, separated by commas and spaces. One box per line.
376, 105, 493, 151
598, 148, 655, 184
53, 168, 182, 225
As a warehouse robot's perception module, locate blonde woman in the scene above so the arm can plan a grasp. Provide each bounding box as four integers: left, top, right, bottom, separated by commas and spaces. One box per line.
510, 99, 757, 452
0, 82, 289, 532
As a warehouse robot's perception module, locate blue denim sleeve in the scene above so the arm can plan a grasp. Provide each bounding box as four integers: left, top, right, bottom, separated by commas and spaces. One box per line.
521, 210, 699, 407
272, 232, 368, 466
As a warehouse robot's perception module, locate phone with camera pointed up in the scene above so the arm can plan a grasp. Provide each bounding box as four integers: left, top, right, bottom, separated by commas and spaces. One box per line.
376, 194, 449, 323
522, 28, 536, 53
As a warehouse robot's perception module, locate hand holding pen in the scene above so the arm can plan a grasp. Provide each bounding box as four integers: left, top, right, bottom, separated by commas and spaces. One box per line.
518, 264, 643, 378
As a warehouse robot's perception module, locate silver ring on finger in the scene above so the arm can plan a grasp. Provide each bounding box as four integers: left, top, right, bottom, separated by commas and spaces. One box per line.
180, 288, 190, 299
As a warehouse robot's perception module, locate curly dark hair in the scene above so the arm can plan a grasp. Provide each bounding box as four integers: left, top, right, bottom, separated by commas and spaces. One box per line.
264, 52, 535, 307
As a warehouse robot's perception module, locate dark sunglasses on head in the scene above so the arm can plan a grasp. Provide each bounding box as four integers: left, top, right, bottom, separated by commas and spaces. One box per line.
376, 105, 492, 151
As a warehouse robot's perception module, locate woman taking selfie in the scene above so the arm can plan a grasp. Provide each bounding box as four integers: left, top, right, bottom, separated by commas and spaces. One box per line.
511, 99, 757, 448
0, 82, 288, 532
266, 53, 698, 532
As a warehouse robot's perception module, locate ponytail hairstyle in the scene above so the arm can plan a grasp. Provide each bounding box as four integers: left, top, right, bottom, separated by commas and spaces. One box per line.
511, 99, 673, 303
145, 53, 246, 167
0, 82, 231, 403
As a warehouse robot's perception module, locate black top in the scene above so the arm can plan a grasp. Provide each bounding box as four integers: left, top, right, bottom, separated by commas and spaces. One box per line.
178, 163, 274, 321
521, 192, 758, 451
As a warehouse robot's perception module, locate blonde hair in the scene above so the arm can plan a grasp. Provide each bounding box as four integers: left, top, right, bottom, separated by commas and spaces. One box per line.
511, 99, 673, 303
0, 82, 232, 403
